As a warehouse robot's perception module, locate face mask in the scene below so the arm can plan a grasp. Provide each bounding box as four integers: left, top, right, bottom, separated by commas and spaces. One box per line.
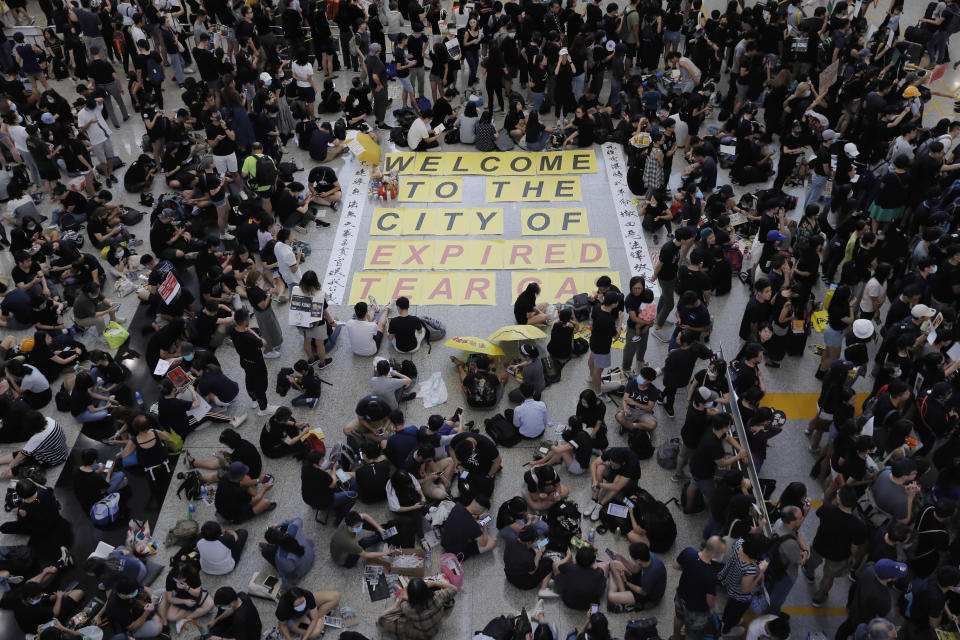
705, 401, 715, 408
293, 602, 307, 613
922, 320, 932, 332
17, 115, 22, 123
219, 604, 232, 611
707, 371, 717, 378
183, 354, 194, 362
694, 177, 701, 184
116, 248, 125, 258
931, 265, 939, 274
127, 590, 139, 599
353, 99, 360, 107
508, 31, 516, 37
30, 598, 43, 605
47, 97, 54, 104
893, 368, 901, 377
695, 189, 703, 199
352, 525, 363, 534
801, 90, 811, 98
602, 36, 607, 43
636, 376, 646, 385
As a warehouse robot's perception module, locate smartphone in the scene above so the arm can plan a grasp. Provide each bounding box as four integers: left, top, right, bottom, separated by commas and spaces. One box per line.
335, 468, 351, 483
453, 407, 463, 419
460, 470, 469, 480
605, 548, 617, 560
381, 526, 398, 539
590, 604, 599, 615
537, 538, 549, 549
478, 515, 492, 526
262, 474, 274, 484
623, 497, 634, 509
104, 460, 114, 470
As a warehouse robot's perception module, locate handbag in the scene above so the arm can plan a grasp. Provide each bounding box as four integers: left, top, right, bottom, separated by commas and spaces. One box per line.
166, 429, 184, 454
126, 519, 159, 556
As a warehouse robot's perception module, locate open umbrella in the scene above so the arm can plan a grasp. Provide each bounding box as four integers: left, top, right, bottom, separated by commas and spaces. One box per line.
443, 336, 505, 356
487, 324, 548, 341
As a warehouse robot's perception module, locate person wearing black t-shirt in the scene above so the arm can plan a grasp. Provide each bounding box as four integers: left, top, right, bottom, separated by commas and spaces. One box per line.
274, 586, 341, 640
653, 226, 696, 334
230, 309, 275, 416
739, 278, 774, 341
451, 432, 501, 498
556, 546, 608, 609
387, 296, 425, 353
13, 582, 84, 634
688, 414, 747, 536
210, 587, 263, 640
503, 525, 556, 591
529, 415, 593, 475
583, 447, 641, 520
301, 448, 357, 524
215, 460, 276, 524
588, 291, 620, 394
355, 441, 391, 503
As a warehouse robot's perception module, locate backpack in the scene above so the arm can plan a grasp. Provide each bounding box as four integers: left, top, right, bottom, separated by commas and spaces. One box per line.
545, 499, 581, 552
417, 96, 431, 112
120, 208, 145, 226
55, 383, 70, 412
467, 374, 498, 407
593, 111, 614, 144
278, 161, 299, 183
763, 533, 796, 583
485, 413, 521, 447
399, 359, 418, 380
542, 356, 561, 385
276, 367, 294, 396
444, 128, 461, 144
146, 56, 164, 85
566, 292, 592, 321
625, 618, 660, 640
628, 429, 655, 459
656, 438, 681, 470
421, 316, 446, 347
175, 470, 202, 501
333, 118, 348, 140
572, 337, 590, 356
634, 489, 678, 553
164, 518, 199, 547
390, 126, 409, 147
254, 154, 277, 188
332, 439, 360, 472
90, 492, 121, 526
10, 164, 31, 192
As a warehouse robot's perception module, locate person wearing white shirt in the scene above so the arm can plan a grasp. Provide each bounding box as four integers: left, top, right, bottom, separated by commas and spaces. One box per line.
745, 613, 790, 640
407, 111, 441, 150
274, 228, 302, 287
77, 97, 115, 183
509, 384, 548, 438
346, 300, 391, 356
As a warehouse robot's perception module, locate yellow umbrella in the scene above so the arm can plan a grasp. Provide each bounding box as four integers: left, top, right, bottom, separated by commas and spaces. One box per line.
487, 324, 548, 341
443, 336, 505, 356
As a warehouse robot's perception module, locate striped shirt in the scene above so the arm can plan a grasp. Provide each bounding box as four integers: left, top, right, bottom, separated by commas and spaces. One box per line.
718, 538, 759, 602
22, 418, 69, 466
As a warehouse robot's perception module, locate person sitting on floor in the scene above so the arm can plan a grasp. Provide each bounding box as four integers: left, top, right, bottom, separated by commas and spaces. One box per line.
197, 520, 249, 576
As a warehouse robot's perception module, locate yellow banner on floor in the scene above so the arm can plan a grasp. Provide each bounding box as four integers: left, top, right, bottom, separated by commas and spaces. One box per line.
397, 177, 463, 202
364, 238, 609, 270
348, 272, 496, 305
511, 271, 622, 304
485, 177, 582, 202
383, 150, 597, 176
369, 207, 504, 235
521, 208, 589, 235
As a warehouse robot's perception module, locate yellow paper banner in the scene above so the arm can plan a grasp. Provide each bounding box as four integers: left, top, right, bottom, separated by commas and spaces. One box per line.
348, 272, 497, 305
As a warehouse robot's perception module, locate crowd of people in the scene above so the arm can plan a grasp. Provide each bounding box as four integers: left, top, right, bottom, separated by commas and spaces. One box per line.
0, 0, 957, 638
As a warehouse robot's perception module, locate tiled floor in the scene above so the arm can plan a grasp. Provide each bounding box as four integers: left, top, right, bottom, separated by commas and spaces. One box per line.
0, 0, 955, 638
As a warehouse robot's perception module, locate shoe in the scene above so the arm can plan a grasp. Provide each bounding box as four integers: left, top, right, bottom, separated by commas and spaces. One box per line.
530, 598, 545, 620
266, 501, 278, 512
607, 602, 636, 613
257, 404, 279, 416
590, 502, 602, 521
175, 619, 187, 634
537, 588, 559, 599
316, 220, 331, 227
672, 472, 689, 482
580, 499, 599, 517
330, 201, 339, 212
263, 348, 282, 359
220, 232, 236, 241
115, 316, 128, 323
765, 361, 781, 368
400, 392, 417, 401
249, 399, 262, 409
811, 598, 824, 608
230, 414, 248, 428
664, 405, 675, 418
184, 67, 196, 74
803, 569, 815, 583
652, 329, 669, 343
58, 546, 74, 569
308, 397, 318, 409
814, 369, 826, 380
314, 357, 333, 369
294, 225, 307, 234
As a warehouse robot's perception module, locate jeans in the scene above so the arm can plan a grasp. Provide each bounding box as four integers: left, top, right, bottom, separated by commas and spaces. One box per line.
331, 490, 357, 524
766, 575, 795, 612
52, 207, 87, 226
106, 471, 126, 493
531, 91, 544, 114
76, 402, 110, 423
169, 51, 185, 84
291, 394, 318, 407
464, 48, 479, 84
526, 130, 550, 151
608, 76, 622, 111
571, 73, 584, 100
654, 276, 676, 327
324, 324, 342, 352
804, 173, 829, 211
692, 476, 717, 538
95, 80, 129, 127
498, 519, 548, 543
928, 30, 950, 65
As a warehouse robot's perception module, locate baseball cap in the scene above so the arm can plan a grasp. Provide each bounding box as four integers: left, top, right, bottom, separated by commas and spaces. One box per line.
370, 42, 381, 54
227, 461, 249, 481
766, 229, 787, 242
911, 304, 936, 318
259, 72, 272, 86
602, 290, 620, 305
699, 227, 714, 241
158, 207, 175, 219
559, 47, 569, 56
874, 558, 908, 581
843, 142, 859, 157
821, 129, 839, 141
852, 318, 874, 339
933, 381, 953, 398
180, 342, 195, 358
694, 387, 719, 404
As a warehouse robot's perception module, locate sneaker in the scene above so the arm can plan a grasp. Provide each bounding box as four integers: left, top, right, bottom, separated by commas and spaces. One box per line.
590, 502, 602, 521
314, 357, 334, 369
58, 546, 74, 569
230, 414, 248, 428
672, 472, 689, 482
316, 220, 331, 227
220, 232, 236, 241
537, 588, 559, 599
607, 602, 636, 613
308, 397, 318, 409
183, 251, 199, 260
580, 499, 599, 517
803, 569, 816, 583
811, 598, 824, 608
175, 619, 187, 634
250, 399, 262, 409
257, 404, 280, 416
263, 348, 282, 359
530, 598, 545, 620
330, 201, 339, 212
227, 224, 237, 231
652, 329, 670, 343
5, 575, 23, 585
664, 405, 675, 418
400, 392, 417, 402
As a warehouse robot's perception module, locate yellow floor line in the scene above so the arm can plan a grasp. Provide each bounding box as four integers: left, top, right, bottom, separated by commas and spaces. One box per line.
761, 393, 870, 420
781, 606, 848, 616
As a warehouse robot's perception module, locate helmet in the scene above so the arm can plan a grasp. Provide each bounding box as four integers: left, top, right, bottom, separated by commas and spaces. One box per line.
19, 338, 34, 352
903, 86, 920, 98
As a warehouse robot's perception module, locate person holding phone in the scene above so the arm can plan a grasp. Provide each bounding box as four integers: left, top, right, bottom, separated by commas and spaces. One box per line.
440, 497, 496, 559
606, 542, 667, 612
72, 448, 126, 512
503, 525, 561, 595
159, 562, 215, 633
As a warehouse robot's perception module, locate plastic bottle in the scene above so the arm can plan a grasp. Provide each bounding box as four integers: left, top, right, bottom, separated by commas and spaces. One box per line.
135, 392, 144, 409
588, 527, 596, 544
187, 501, 196, 519
200, 485, 209, 505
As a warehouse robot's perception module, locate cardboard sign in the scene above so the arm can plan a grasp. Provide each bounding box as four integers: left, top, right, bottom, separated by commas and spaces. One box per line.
397, 177, 463, 202
363, 238, 608, 270
369, 207, 504, 235
485, 177, 582, 202
158, 272, 180, 305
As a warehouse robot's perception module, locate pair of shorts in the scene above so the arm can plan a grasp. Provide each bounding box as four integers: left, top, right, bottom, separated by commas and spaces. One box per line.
675, 596, 710, 635
590, 350, 611, 369
298, 85, 316, 103
91, 138, 114, 164
664, 30, 684, 45
624, 42, 638, 57
213, 152, 238, 174
399, 76, 414, 92
625, 406, 654, 421
300, 323, 326, 339
823, 324, 844, 348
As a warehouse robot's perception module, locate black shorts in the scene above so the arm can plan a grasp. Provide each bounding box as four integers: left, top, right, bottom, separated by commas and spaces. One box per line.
625, 43, 638, 58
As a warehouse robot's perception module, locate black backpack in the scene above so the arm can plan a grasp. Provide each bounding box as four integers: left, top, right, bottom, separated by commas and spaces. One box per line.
628, 429, 655, 460
254, 154, 277, 188
634, 489, 679, 553
545, 499, 582, 552
467, 374, 498, 407
390, 126, 409, 147
176, 471, 202, 501
276, 367, 294, 396
55, 383, 70, 412
334, 118, 348, 140
485, 413, 521, 447
764, 533, 796, 583
542, 356, 561, 385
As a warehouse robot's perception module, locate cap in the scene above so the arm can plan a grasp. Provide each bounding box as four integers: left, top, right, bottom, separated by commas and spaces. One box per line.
766, 229, 787, 242
559, 47, 569, 56
40, 112, 55, 125
606, 40, 616, 51
903, 86, 920, 98
694, 386, 719, 403
180, 342, 195, 357
699, 227, 714, 241
19, 337, 34, 352
369, 42, 381, 54
259, 72, 272, 86
874, 558, 908, 581
158, 207, 175, 219
602, 290, 620, 305
843, 142, 859, 157
821, 129, 839, 141
852, 318, 874, 339
911, 303, 936, 318
933, 381, 953, 398
227, 461, 249, 481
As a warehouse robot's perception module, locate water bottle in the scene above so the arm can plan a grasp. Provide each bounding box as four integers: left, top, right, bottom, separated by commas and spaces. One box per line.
135, 392, 144, 409
588, 527, 596, 544
200, 485, 209, 505
187, 501, 196, 519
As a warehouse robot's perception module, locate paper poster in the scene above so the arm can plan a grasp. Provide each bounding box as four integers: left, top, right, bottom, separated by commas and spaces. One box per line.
347, 272, 496, 305
323, 163, 372, 304
158, 272, 180, 305
185, 394, 212, 423
444, 37, 461, 59
153, 359, 171, 376
397, 177, 463, 202
485, 177, 582, 202
383, 151, 599, 176
521, 208, 589, 235
288, 294, 325, 327
347, 138, 366, 156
